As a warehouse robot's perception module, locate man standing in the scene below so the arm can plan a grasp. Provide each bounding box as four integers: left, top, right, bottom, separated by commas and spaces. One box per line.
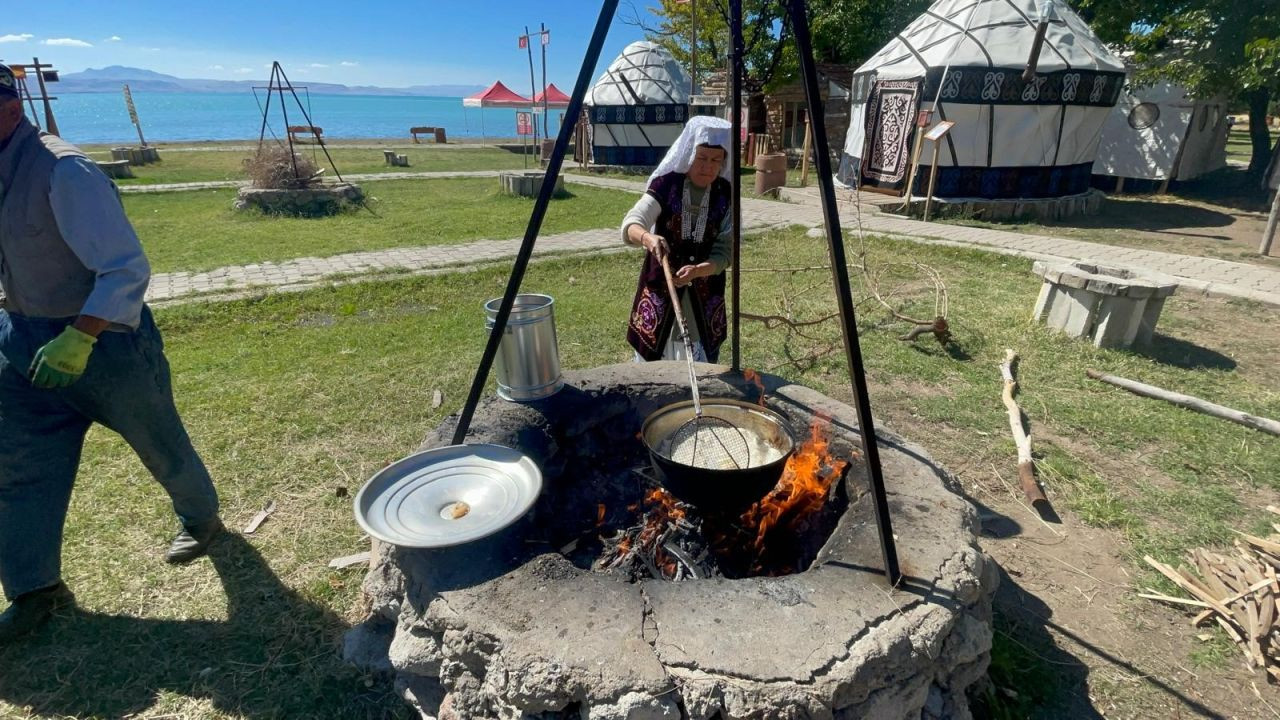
0, 63, 222, 641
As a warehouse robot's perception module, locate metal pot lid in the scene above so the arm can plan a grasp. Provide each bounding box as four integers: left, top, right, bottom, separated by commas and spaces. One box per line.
354, 443, 543, 548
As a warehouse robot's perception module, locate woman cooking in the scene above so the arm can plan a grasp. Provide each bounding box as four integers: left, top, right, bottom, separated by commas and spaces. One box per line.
622, 116, 733, 363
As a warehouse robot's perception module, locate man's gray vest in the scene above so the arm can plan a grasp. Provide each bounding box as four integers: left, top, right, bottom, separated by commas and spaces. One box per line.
0, 118, 99, 319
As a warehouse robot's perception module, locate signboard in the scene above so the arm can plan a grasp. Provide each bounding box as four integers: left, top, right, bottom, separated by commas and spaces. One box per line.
924, 120, 955, 142
123, 84, 140, 125
541, 30, 550, 46
915, 109, 934, 128
516, 111, 534, 137
690, 94, 723, 106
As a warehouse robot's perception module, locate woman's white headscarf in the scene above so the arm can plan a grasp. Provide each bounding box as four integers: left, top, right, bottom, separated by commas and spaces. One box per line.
648, 115, 733, 185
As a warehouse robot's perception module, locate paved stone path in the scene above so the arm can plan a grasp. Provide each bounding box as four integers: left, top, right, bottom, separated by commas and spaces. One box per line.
140, 172, 1280, 307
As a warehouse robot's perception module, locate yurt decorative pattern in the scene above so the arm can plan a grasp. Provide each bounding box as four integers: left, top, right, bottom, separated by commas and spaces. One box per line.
586, 41, 691, 167
839, 0, 1126, 200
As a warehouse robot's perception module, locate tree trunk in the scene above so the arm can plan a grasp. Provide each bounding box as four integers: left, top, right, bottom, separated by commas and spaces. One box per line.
1248, 88, 1274, 176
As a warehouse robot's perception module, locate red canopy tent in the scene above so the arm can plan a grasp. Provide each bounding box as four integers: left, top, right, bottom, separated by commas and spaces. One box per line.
462, 81, 532, 146
532, 83, 571, 109
462, 81, 531, 108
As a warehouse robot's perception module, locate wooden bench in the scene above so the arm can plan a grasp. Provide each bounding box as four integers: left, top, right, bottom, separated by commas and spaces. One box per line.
383, 149, 410, 167
95, 159, 134, 179
410, 126, 447, 144
287, 125, 324, 144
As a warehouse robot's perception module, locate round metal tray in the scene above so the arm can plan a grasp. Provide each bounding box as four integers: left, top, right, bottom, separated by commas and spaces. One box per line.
354, 444, 543, 548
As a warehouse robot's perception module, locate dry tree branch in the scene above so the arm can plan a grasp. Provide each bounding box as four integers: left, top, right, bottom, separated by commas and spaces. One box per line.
740, 311, 840, 330
1000, 349, 1049, 509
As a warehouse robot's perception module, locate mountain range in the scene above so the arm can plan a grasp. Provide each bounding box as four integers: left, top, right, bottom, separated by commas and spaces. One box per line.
55, 66, 485, 97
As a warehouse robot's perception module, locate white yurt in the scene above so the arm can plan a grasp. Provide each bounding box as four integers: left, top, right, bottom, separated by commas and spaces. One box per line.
838, 0, 1126, 200
1094, 81, 1229, 184
586, 41, 690, 167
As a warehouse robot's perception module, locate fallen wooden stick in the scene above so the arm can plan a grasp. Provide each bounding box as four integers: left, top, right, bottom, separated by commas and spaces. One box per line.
1000, 349, 1049, 507
1138, 590, 1211, 608
243, 500, 277, 534
1236, 531, 1280, 556
1143, 555, 1239, 621
1086, 369, 1280, 437
328, 551, 371, 569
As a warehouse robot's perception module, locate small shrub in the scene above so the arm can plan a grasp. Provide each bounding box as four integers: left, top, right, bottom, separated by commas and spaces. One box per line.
243, 146, 321, 189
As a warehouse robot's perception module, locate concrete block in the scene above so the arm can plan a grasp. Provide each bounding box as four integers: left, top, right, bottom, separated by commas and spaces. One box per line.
1031, 282, 1053, 322
1093, 295, 1145, 348
1046, 286, 1098, 337
1134, 297, 1167, 346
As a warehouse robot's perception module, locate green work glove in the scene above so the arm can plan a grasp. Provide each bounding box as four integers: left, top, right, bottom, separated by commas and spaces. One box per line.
29, 326, 98, 389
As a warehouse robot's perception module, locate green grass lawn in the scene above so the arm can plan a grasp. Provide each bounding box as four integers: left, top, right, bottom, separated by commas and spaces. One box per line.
125, 177, 637, 273
1225, 126, 1279, 164
86, 146, 529, 185
0, 228, 1275, 717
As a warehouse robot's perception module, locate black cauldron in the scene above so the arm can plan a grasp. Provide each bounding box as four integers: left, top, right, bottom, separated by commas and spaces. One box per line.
641, 399, 796, 515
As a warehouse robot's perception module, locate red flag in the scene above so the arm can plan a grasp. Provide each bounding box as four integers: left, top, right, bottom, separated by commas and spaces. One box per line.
518, 35, 528, 49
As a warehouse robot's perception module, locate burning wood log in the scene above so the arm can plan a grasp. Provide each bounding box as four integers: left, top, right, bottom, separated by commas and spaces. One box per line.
1139, 516, 1280, 678
999, 349, 1049, 509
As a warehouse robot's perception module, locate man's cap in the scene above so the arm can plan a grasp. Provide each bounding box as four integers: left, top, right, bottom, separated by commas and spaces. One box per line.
0, 64, 18, 100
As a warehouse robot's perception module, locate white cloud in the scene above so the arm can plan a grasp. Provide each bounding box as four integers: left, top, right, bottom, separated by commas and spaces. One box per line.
309, 63, 329, 68
43, 38, 93, 47
234, 67, 253, 74
209, 64, 224, 70
105, 35, 122, 42
340, 61, 359, 67
0, 33, 33, 44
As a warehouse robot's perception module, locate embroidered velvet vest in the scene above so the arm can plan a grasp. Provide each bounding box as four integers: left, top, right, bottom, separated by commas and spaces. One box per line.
625, 171, 731, 361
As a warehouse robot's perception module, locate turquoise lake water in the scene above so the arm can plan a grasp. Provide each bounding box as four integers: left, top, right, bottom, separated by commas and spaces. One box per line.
35, 92, 563, 144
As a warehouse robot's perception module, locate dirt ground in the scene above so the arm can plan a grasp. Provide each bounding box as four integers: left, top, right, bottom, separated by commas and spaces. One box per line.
834, 294, 1280, 719
931, 167, 1280, 267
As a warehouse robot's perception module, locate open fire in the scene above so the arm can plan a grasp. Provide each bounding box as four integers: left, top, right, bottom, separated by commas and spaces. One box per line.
593, 413, 851, 581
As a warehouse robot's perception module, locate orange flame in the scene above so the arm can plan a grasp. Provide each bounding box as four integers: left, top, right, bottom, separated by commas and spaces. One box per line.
741, 413, 846, 562
743, 368, 766, 407
596, 503, 607, 528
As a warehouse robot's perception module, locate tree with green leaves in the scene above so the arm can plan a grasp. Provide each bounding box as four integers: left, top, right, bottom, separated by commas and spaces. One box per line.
622, 0, 928, 92
1073, 0, 1280, 176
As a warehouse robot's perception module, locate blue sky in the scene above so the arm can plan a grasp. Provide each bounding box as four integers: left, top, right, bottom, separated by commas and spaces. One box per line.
0, 1, 661, 89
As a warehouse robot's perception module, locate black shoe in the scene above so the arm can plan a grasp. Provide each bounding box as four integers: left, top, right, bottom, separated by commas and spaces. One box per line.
0, 582, 75, 642
165, 518, 224, 564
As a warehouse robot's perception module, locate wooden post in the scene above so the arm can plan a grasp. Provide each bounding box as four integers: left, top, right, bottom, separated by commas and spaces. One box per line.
901, 125, 926, 208
32, 58, 59, 136
799, 114, 812, 187
923, 140, 941, 222
124, 84, 147, 148
1262, 189, 1280, 256
1115, 176, 1125, 194
523, 26, 539, 152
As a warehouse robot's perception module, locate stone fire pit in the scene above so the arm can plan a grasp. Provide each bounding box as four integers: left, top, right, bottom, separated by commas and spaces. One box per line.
233, 182, 364, 217
346, 362, 997, 719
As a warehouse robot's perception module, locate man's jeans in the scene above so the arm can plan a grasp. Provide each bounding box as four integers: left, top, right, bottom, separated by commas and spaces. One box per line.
0, 307, 218, 600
